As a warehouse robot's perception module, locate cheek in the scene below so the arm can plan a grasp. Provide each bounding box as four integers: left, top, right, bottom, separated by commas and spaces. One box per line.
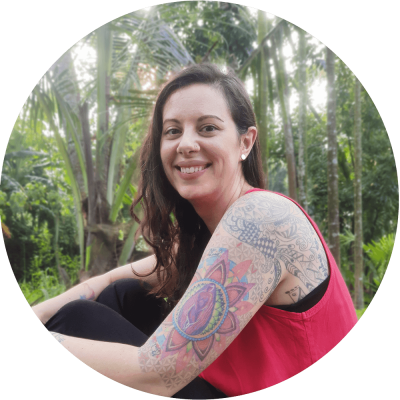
160, 142, 176, 178
160, 141, 170, 165
211, 145, 238, 169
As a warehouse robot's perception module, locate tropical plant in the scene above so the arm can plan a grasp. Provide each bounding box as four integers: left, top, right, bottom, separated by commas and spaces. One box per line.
2, 2, 397, 309
156, 1, 257, 67
0, 120, 79, 283
19, 268, 67, 306
363, 234, 395, 291
24, 8, 194, 278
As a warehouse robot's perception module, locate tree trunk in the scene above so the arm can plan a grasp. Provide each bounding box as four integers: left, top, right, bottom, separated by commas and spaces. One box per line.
353, 77, 364, 309
51, 41, 117, 278
271, 31, 297, 201
50, 51, 92, 273
297, 28, 308, 210
80, 102, 96, 272
96, 24, 112, 193
79, 25, 119, 278
326, 47, 341, 269
257, 10, 269, 188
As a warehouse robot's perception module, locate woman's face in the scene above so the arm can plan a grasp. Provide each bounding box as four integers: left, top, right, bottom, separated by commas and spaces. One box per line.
160, 84, 246, 204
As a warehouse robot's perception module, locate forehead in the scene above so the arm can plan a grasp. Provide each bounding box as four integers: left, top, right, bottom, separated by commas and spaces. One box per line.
163, 84, 231, 120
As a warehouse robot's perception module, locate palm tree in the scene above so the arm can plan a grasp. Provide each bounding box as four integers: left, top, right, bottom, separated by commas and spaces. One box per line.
326, 47, 340, 268
353, 77, 363, 308
297, 27, 308, 210
29, 9, 194, 278
270, 25, 297, 201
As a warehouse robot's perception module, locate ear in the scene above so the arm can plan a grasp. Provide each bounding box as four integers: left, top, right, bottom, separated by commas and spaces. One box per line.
240, 126, 257, 160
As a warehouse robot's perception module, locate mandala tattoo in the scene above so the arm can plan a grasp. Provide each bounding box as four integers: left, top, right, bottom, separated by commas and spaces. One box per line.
138, 247, 258, 389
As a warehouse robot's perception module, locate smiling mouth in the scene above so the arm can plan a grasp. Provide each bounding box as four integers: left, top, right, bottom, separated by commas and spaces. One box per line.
176, 164, 211, 174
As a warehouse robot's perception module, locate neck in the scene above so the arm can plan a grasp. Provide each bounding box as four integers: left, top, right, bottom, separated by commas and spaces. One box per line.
190, 177, 253, 233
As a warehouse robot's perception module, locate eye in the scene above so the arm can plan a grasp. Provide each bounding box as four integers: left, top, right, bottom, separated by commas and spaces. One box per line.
200, 125, 217, 133
165, 128, 180, 136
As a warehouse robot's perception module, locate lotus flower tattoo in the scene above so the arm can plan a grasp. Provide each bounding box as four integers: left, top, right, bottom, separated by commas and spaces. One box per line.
155, 248, 255, 371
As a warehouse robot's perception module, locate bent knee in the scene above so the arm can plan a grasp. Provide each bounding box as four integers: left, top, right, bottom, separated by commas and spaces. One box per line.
45, 299, 103, 333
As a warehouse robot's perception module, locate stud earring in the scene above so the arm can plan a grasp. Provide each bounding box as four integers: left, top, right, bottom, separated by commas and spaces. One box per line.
241, 154, 246, 161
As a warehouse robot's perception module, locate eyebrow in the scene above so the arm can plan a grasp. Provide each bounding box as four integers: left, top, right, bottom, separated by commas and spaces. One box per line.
163, 115, 224, 125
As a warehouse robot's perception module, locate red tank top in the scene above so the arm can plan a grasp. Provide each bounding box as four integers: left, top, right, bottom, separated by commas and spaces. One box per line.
199, 189, 357, 396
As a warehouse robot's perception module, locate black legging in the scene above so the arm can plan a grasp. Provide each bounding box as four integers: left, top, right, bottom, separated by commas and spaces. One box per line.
45, 279, 227, 399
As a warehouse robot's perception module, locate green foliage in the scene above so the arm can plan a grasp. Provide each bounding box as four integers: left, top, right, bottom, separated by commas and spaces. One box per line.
363, 234, 394, 290
19, 268, 66, 306
339, 230, 395, 305
0, 190, 8, 221
59, 253, 81, 284
156, 1, 256, 67
122, 184, 137, 205
30, 222, 54, 268
2, 2, 398, 307
1, 121, 79, 284
356, 308, 367, 319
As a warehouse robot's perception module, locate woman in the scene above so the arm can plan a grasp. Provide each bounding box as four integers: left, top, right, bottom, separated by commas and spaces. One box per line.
33, 64, 357, 398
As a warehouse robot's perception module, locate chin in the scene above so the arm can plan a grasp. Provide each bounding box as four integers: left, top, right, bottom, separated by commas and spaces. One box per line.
176, 187, 203, 201
175, 184, 213, 203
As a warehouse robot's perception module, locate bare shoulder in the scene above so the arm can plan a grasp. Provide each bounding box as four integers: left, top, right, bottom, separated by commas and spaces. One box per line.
221, 190, 329, 304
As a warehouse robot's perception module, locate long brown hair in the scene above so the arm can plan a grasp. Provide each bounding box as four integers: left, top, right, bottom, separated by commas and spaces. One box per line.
131, 64, 265, 305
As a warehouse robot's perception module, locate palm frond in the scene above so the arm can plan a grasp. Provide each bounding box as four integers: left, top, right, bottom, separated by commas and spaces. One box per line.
4, 150, 48, 160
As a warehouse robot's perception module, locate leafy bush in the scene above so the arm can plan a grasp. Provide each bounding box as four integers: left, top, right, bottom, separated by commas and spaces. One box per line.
19, 268, 66, 306
59, 253, 81, 285
363, 234, 395, 291
340, 231, 395, 306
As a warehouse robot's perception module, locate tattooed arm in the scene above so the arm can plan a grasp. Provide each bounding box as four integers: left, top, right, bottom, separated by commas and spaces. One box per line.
137, 191, 329, 395
49, 191, 328, 396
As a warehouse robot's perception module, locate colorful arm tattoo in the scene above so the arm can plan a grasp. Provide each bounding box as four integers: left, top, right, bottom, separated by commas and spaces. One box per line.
138, 191, 328, 392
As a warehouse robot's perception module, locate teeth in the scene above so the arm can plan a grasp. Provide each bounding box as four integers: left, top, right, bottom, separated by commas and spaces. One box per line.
180, 165, 207, 174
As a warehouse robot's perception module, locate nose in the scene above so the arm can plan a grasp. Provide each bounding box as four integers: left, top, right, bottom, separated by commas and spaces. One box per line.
176, 129, 200, 155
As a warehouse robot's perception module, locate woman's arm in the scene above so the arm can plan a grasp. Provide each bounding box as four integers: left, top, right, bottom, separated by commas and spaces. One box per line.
32, 274, 109, 325
33, 255, 158, 325
49, 191, 326, 396
49, 332, 160, 395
